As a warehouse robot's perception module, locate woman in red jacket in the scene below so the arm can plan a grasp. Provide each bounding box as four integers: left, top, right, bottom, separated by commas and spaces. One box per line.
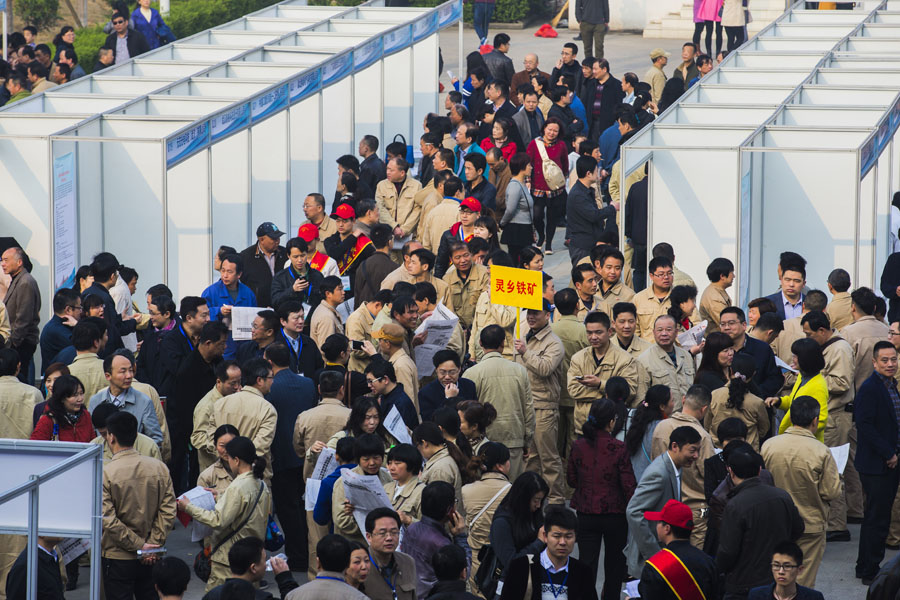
525, 117, 569, 254
31, 374, 94, 442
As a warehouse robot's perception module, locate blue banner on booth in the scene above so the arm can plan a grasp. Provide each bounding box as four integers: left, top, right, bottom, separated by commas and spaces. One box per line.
251, 84, 289, 122
322, 53, 353, 85
166, 122, 209, 167
384, 26, 412, 54
354, 37, 383, 71
438, 0, 462, 27
290, 69, 321, 103
210, 104, 250, 142
413, 13, 438, 40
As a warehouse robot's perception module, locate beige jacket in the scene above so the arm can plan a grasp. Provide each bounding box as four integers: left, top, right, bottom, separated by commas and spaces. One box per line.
567, 344, 640, 433
443, 264, 490, 330
637, 344, 696, 411
376, 176, 424, 238
578, 255, 635, 291
466, 351, 534, 449
422, 198, 463, 253
68, 353, 109, 401
462, 472, 511, 554
650, 412, 716, 508
0, 300, 10, 343
840, 315, 890, 390
468, 291, 517, 361
132, 380, 171, 463
380, 269, 454, 311
644, 65, 667, 104
632, 288, 672, 340
761, 426, 841, 533
825, 292, 853, 331
184, 471, 271, 565
673, 266, 695, 290
613, 334, 651, 359
193, 386, 223, 472
346, 303, 376, 373
705, 388, 770, 451
513, 325, 565, 410
820, 335, 855, 411
92, 433, 161, 462
551, 315, 590, 408
197, 459, 234, 498
608, 159, 645, 208
554, 293, 604, 323
699, 285, 731, 334
772, 316, 804, 365
417, 181, 439, 221
210, 387, 277, 479
102, 448, 175, 560
385, 476, 426, 523
389, 348, 419, 409
0, 375, 42, 439
293, 397, 351, 479
597, 280, 636, 320
332, 466, 392, 543
310, 302, 343, 349
422, 446, 463, 502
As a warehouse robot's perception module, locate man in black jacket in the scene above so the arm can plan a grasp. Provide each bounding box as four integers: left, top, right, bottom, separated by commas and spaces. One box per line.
354, 224, 399, 306
6, 537, 65, 600
639, 499, 717, 600
83, 252, 137, 357
717, 444, 805, 598
719, 306, 785, 399
567, 156, 616, 264
427, 544, 479, 600
103, 9, 149, 63
270, 237, 324, 309
359, 135, 387, 192
239, 222, 288, 308
500, 506, 598, 600
579, 58, 624, 140
483, 33, 515, 85
624, 173, 648, 291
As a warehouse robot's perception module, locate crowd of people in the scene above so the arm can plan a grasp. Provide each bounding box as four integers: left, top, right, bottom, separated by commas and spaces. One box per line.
2, 16, 900, 600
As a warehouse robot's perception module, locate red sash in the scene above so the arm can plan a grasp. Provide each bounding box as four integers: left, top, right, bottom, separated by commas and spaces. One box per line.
336, 235, 373, 275
309, 251, 329, 273
645, 548, 706, 600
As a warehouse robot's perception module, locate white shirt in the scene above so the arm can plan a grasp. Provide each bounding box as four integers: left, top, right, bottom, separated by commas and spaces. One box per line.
781, 291, 803, 320
539, 549, 569, 574
665, 451, 682, 494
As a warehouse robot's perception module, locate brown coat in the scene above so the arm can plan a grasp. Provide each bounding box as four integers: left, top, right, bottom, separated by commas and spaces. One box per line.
489, 160, 512, 213
761, 426, 841, 533
389, 348, 419, 409
825, 291, 853, 331
443, 264, 490, 330
193, 386, 223, 471
840, 315, 890, 390
4, 269, 40, 347
346, 303, 376, 373
468, 291, 517, 361
102, 448, 176, 560
513, 325, 565, 410
551, 315, 590, 408
462, 472, 510, 554
567, 344, 639, 433
385, 475, 426, 523
466, 351, 534, 449
309, 301, 343, 349
650, 412, 716, 508
699, 285, 731, 333
68, 353, 108, 401
210, 387, 277, 478
597, 280, 636, 319
0, 375, 42, 439
376, 176, 424, 238
820, 335, 855, 411
421, 198, 463, 253
132, 380, 171, 464
293, 397, 351, 480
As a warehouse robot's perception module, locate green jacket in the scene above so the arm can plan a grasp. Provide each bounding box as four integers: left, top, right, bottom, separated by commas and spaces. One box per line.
551, 315, 589, 407
8, 90, 32, 104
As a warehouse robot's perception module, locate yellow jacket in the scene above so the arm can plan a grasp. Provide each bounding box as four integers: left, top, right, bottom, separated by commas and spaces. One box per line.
632, 288, 672, 341
210, 387, 277, 480
466, 352, 534, 449
705, 388, 770, 451
421, 198, 463, 253
825, 291, 853, 331
513, 325, 565, 410
193, 386, 223, 472
778, 373, 829, 441
0, 375, 42, 439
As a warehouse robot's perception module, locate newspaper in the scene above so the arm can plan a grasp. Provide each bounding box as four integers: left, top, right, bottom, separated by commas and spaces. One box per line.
384, 405, 412, 445
304, 478, 322, 511
677, 320, 707, 348
393, 234, 411, 250
336, 299, 355, 323
178, 487, 216, 542
830, 443, 850, 475
59, 538, 91, 565
231, 306, 263, 341
414, 303, 460, 378
625, 580, 641, 598
341, 469, 393, 534
311, 447, 337, 481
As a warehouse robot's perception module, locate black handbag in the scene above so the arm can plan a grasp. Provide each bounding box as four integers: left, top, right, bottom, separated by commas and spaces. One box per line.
475, 544, 504, 598
193, 482, 264, 582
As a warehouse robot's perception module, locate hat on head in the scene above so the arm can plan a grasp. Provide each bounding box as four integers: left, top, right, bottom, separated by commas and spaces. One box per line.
297, 223, 319, 243
371, 323, 405, 344
257, 222, 285, 239
650, 48, 671, 60
644, 499, 694, 530
331, 204, 356, 220
460, 197, 482, 213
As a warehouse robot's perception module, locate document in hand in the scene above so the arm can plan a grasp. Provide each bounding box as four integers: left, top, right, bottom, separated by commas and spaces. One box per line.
231, 307, 264, 340
178, 487, 217, 542
341, 469, 393, 534
384, 405, 413, 445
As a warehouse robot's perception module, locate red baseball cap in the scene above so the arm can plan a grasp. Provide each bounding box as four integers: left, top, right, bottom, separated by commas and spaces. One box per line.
644, 499, 694, 530
460, 197, 481, 213
297, 223, 319, 243
331, 203, 356, 220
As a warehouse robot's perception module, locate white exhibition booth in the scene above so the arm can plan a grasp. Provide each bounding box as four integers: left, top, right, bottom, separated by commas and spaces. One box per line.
622, 0, 900, 307
0, 0, 461, 322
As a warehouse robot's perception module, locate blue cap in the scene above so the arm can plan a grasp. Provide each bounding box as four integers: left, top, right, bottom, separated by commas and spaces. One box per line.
256, 222, 285, 239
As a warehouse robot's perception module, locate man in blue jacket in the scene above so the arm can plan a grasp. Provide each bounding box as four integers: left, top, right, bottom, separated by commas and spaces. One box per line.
202, 253, 257, 360
39, 288, 81, 372
855, 340, 900, 584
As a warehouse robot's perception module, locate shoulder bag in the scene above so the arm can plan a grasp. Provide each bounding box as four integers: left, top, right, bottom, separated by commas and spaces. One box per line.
472, 483, 513, 598
535, 139, 566, 191
194, 481, 265, 581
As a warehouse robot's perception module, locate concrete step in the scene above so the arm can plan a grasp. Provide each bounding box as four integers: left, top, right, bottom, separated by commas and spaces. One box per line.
643, 0, 785, 39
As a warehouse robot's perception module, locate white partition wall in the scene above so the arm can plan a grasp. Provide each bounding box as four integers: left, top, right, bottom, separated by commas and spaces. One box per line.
622, 0, 900, 305
0, 0, 462, 334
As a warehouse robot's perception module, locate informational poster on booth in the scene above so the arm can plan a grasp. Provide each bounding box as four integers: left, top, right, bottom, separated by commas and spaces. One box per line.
53, 152, 78, 290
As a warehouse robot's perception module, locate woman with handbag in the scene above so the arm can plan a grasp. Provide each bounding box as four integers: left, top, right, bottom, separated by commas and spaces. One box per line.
525, 118, 569, 255
462, 442, 511, 597
500, 152, 536, 266
178, 436, 272, 591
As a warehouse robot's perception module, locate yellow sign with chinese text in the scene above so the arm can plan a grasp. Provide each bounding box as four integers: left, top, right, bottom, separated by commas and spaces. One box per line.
489, 265, 543, 310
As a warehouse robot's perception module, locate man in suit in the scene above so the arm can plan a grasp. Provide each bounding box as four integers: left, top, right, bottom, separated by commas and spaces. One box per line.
855, 341, 900, 584
765, 264, 807, 321
624, 425, 701, 578
512, 89, 545, 144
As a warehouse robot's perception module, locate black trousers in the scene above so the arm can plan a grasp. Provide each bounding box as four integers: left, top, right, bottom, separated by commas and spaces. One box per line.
576, 512, 628, 600
725, 26, 745, 51
693, 20, 724, 57
167, 417, 199, 496
102, 557, 156, 600
857, 469, 900, 578
272, 467, 308, 570
533, 191, 566, 250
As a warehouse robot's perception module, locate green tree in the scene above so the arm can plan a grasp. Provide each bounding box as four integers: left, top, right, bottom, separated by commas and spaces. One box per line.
16, 0, 60, 32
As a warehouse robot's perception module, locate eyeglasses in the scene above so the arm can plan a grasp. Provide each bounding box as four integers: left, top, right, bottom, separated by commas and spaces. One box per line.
890, 331, 900, 337
371, 528, 400, 539
719, 320, 741, 328
68, 304, 83, 312
112, 19, 125, 24
651, 271, 674, 279
366, 377, 383, 386
436, 369, 459, 378
771, 562, 798, 572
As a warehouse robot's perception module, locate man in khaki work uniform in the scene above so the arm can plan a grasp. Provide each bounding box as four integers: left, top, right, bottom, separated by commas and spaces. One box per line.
564, 264, 603, 322
101, 411, 176, 600
293, 371, 352, 578
0, 348, 42, 597
468, 252, 518, 361
466, 324, 534, 479
650, 385, 715, 549
301, 193, 337, 256
192, 361, 242, 472
567, 311, 640, 435
638, 315, 696, 412
68, 318, 110, 400
593, 247, 635, 319
551, 289, 590, 458
376, 156, 424, 242
800, 310, 856, 540
514, 299, 566, 504
762, 396, 841, 588
698, 257, 734, 334
345, 290, 388, 373
421, 173, 463, 253
633, 256, 675, 340
825, 268, 853, 331
374, 322, 420, 407
380, 248, 454, 310
442, 239, 490, 331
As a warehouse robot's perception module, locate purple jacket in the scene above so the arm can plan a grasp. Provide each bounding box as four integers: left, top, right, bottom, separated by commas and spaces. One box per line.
400, 516, 452, 597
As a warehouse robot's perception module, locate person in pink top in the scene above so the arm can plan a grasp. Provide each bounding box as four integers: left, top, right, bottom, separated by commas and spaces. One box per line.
525, 118, 570, 255
693, 0, 724, 58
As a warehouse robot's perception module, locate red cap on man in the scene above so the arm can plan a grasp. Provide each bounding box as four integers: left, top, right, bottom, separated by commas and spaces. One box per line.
644, 499, 694, 530
331, 204, 356, 220
297, 223, 319, 243
460, 197, 482, 213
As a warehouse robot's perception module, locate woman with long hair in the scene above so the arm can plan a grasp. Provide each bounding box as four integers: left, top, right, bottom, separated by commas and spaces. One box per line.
705, 354, 769, 450
518, 246, 544, 271
500, 152, 535, 266
567, 399, 636, 599
658, 78, 687, 113
603, 376, 631, 439
766, 337, 829, 441
473, 215, 501, 253
51, 26, 75, 62
197, 424, 239, 498
457, 399, 498, 454
461, 442, 511, 591
625, 385, 675, 481
433, 406, 474, 458
480, 118, 517, 162
177, 436, 272, 591
526, 117, 569, 254
72, 265, 93, 293
488, 470, 549, 581
344, 541, 370, 591
327, 396, 395, 450
694, 331, 735, 391
33, 363, 70, 427
31, 375, 93, 442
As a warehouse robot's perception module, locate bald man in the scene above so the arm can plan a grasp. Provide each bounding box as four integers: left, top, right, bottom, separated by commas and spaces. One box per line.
510, 53, 550, 106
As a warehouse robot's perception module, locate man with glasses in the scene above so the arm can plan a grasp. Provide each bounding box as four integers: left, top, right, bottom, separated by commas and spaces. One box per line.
363, 507, 417, 600
39, 287, 82, 372
235, 310, 278, 366
365, 360, 418, 431
102, 9, 149, 64
719, 306, 784, 399
748, 541, 825, 600
417, 349, 477, 423
633, 256, 675, 340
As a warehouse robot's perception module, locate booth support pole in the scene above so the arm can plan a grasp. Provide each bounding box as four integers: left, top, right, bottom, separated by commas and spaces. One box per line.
26, 476, 39, 600
90, 450, 103, 597
458, 19, 463, 83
